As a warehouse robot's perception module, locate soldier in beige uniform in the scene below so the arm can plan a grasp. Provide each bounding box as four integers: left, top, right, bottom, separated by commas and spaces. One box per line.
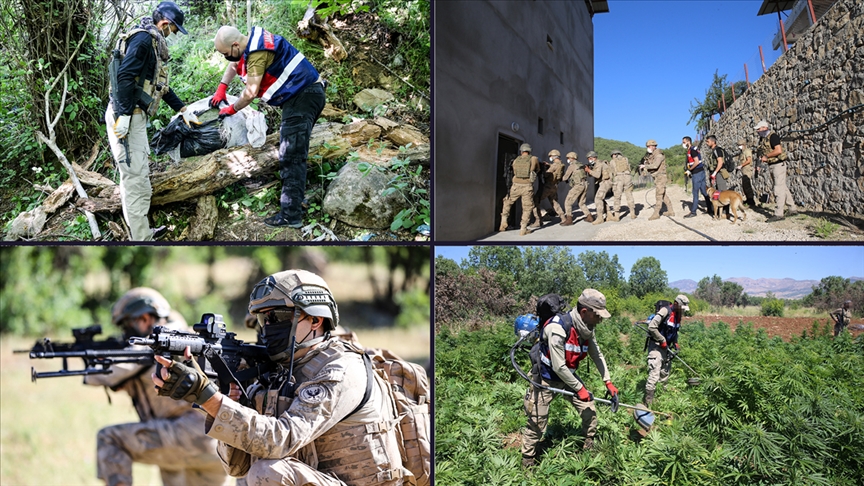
152, 270, 409, 486
830, 300, 853, 338
755, 120, 797, 221
560, 152, 593, 225
736, 138, 758, 207
532, 150, 566, 226
586, 152, 613, 225
500, 144, 540, 235
610, 149, 636, 220
639, 139, 675, 220
85, 288, 228, 486
644, 295, 689, 405
521, 290, 619, 468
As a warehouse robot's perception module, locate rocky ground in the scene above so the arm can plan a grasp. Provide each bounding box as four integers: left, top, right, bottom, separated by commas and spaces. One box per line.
483, 184, 864, 242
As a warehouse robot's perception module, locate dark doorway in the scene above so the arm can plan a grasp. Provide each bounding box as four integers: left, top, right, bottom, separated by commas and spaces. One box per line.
495, 134, 522, 230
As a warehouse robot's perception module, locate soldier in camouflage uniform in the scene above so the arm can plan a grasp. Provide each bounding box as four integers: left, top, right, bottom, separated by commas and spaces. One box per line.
610, 149, 636, 220
830, 300, 853, 338
644, 295, 689, 405
532, 149, 566, 227
586, 151, 613, 225
736, 138, 758, 207
560, 151, 593, 226
639, 139, 675, 220
153, 270, 410, 486
500, 143, 540, 235
85, 288, 229, 486
755, 120, 797, 221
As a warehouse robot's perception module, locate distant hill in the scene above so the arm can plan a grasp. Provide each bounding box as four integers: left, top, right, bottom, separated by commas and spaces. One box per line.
670, 276, 863, 299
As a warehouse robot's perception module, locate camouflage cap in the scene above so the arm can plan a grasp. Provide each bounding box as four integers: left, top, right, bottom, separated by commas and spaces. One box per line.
566, 151, 578, 159
675, 294, 691, 313
520, 143, 532, 153
548, 149, 561, 157
578, 289, 611, 318
754, 120, 769, 130
249, 269, 339, 330
111, 287, 171, 326
646, 139, 658, 147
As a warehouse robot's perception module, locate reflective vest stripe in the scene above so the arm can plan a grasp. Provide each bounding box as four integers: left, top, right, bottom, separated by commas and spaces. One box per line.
261, 52, 306, 103
249, 27, 264, 53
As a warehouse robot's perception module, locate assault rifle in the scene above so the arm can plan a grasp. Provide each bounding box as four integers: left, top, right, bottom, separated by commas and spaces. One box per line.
129, 313, 274, 406
15, 325, 154, 382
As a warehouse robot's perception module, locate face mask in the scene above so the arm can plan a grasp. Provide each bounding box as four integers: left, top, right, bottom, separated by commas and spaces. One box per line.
682, 143, 688, 149
261, 321, 294, 360
224, 44, 242, 63
160, 23, 172, 38
549, 157, 554, 162
738, 145, 744, 150
647, 148, 654, 154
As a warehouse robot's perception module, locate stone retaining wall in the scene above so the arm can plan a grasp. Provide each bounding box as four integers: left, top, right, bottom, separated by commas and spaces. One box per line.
706, 0, 864, 218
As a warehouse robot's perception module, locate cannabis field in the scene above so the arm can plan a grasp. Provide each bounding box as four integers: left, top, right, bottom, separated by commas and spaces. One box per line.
435, 316, 864, 485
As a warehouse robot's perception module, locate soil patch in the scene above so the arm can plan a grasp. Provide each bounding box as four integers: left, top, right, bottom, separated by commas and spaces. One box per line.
686, 315, 864, 341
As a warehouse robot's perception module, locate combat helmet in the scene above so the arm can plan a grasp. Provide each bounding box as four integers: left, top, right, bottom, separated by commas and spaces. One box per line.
520, 143, 532, 153
611, 149, 622, 156
586, 151, 598, 159
249, 269, 339, 331
566, 151, 578, 160
646, 139, 658, 147
548, 149, 560, 158
111, 287, 171, 327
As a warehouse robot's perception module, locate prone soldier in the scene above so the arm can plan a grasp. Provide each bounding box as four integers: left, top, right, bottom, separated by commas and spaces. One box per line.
610, 149, 636, 220
500, 143, 540, 235
560, 151, 593, 226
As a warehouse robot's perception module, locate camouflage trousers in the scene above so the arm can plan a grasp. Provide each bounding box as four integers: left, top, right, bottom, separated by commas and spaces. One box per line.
594, 181, 613, 217
96, 412, 229, 486
521, 377, 597, 458
533, 184, 564, 221
500, 182, 534, 231
651, 172, 674, 216
612, 173, 635, 214
563, 183, 589, 218
240, 457, 349, 486
645, 345, 671, 392
769, 162, 797, 218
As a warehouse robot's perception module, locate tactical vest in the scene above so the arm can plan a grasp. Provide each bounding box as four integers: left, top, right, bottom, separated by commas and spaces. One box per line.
613, 155, 630, 174
568, 164, 585, 188
644, 150, 666, 174
595, 161, 611, 182
512, 154, 533, 179
254, 340, 407, 485
236, 26, 320, 107
759, 131, 788, 164
113, 28, 170, 117
655, 306, 680, 344
538, 313, 588, 381
546, 160, 564, 185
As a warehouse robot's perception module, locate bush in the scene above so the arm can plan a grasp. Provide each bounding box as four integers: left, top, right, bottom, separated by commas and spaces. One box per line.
435, 268, 516, 329
761, 298, 785, 317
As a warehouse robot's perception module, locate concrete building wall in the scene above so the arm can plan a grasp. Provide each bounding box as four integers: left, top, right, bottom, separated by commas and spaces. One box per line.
434, 1, 596, 241
710, 0, 864, 218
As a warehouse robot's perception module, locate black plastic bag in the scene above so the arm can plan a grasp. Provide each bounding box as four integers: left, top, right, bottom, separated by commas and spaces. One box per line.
150, 116, 226, 158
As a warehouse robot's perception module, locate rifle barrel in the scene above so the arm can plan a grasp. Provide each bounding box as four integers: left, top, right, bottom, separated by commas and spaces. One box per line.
29, 349, 153, 359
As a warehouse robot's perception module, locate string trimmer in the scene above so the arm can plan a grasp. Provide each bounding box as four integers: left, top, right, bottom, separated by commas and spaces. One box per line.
510, 331, 673, 424
633, 322, 701, 386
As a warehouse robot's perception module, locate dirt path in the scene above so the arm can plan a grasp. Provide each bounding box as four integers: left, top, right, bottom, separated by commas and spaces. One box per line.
686, 314, 864, 341
481, 184, 863, 242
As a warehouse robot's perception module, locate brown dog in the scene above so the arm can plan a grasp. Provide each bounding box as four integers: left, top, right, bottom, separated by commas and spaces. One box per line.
706, 187, 746, 224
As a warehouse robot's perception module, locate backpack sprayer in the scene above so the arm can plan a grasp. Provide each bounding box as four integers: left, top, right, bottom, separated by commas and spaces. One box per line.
633, 321, 701, 386
511, 314, 670, 433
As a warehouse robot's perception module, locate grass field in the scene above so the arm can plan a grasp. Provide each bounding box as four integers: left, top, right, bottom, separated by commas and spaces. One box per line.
1, 325, 430, 486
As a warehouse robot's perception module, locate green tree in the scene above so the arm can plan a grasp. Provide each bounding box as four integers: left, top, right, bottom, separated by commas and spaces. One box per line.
519, 247, 586, 302
577, 250, 623, 290
628, 257, 668, 298
435, 256, 461, 279
803, 276, 863, 314
688, 70, 748, 134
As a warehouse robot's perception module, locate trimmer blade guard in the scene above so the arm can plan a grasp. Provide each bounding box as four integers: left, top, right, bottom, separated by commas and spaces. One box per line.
633, 407, 655, 430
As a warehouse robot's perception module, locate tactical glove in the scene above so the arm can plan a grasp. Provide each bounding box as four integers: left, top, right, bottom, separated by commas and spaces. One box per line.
155, 356, 218, 405
210, 82, 228, 108
576, 386, 591, 402
113, 115, 131, 139
219, 104, 238, 119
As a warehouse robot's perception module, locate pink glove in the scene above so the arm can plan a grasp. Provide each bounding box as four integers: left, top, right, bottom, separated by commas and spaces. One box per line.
210, 82, 228, 108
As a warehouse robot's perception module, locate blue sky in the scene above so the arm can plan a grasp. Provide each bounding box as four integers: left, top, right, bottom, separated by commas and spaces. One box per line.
594, 0, 787, 148
435, 246, 864, 283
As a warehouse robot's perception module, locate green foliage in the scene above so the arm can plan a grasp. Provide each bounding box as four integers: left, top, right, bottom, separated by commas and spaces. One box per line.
628, 257, 668, 298
577, 250, 624, 290
394, 287, 429, 329
812, 218, 839, 239
695, 274, 745, 307
688, 71, 748, 133
761, 292, 785, 317
436, 315, 864, 485
803, 275, 863, 315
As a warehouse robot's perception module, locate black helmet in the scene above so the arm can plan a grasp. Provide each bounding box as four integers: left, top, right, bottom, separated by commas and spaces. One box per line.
155, 1, 187, 34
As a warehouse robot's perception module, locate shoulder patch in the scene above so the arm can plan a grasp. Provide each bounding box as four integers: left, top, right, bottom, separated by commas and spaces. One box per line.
298, 383, 329, 405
